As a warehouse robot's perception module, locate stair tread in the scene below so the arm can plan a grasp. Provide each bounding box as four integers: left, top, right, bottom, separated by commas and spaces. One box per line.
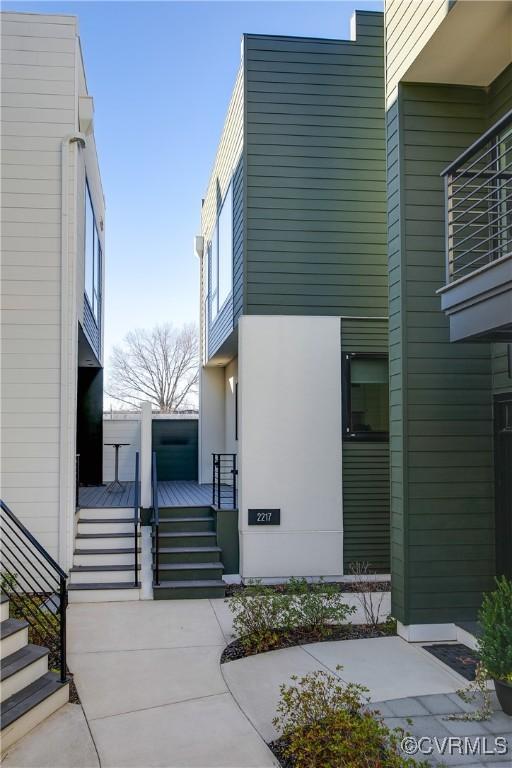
0, 671, 68, 730
153, 580, 226, 589
1, 618, 28, 640
79, 518, 138, 524
71, 564, 140, 572
68, 582, 141, 591
157, 562, 224, 571
0, 593, 8, 605
0, 644, 48, 681
152, 546, 221, 554
74, 548, 141, 555
157, 517, 214, 523
76, 532, 139, 539
155, 531, 216, 538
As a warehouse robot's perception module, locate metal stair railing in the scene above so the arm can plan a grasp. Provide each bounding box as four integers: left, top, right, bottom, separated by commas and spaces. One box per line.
151, 452, 160, 586
133, 452, 140, 587
0, 499, 68, 683
212, 453, 238, 509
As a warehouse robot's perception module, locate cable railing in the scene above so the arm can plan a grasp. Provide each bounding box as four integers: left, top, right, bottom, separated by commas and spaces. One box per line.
442, 109, 512, 283
0, 500, 68, 683
151, 451, 160, 586
133, 452, 140, 587
212, 453, 238, 509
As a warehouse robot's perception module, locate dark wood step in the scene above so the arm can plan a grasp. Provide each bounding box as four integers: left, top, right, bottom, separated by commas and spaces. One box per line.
0, 644, 48, 682
153, 580, 225, 600
158, 506, 212, 519
157, 517, 214, 533
155, 562, 224, 581
154, 532, 216, 548
68, 582, 140, 591
1, 618, 28, 640
0, 672, 68, 730
74, 547, 140, 556
152, 545, 221, 564
79, 517, 139, 524
70, 564, 141, 573
76, 532, 139, 539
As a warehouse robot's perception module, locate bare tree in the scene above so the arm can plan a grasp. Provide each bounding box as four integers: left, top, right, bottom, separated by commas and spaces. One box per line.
107, 323, 199, 412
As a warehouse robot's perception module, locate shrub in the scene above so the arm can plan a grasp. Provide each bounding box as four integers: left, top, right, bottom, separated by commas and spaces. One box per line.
227, 578, 355, 653
228, 580, 294, 652
287, 577, 355, 639
478, 576, 512, 682
273, 668, 429, 768
348, 561, 387, 629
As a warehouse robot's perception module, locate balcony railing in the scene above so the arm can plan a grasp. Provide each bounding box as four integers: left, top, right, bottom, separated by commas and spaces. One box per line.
442, 109, 512, 283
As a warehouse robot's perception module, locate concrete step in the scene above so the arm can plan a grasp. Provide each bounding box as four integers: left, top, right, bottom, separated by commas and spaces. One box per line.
68, 583, 141, 603
78, 507, 133, 520
153, 531, 217, 548
153, 546, 222, 564
158, 506, 212, 520
0, 593, 9, 623
157, 517, 214, 533
0, 645, 48, 704
153, 580, 225, 600
0, 672, 69, 753
75, 533, 139, 550
70, 565, 141, 584
77, 518, 137, 535
154, 562, 224, 582
0, 619, 28, 658
73, 548, 140, 566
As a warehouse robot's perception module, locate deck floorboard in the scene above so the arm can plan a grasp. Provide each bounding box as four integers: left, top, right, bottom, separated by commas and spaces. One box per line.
79, 481, 214, 509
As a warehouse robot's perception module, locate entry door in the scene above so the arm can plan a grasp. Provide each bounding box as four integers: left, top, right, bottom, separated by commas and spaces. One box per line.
495, 394, 512, 579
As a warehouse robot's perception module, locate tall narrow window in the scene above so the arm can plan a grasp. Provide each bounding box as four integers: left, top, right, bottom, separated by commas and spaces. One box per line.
217, 183, 233, 309
343, 353, 389, 439
84, 181, 101, 322
210, 231, 218, 320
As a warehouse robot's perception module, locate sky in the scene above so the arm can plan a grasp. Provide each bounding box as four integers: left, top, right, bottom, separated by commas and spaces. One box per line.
4, 0, 383, 377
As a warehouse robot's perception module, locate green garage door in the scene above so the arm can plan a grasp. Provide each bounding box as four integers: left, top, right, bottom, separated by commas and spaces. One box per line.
152, 419, 198, 481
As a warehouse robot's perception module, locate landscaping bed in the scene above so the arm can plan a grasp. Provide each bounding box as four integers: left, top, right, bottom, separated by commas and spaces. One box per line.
224, 579, 390, 597
221, 621, 395, 663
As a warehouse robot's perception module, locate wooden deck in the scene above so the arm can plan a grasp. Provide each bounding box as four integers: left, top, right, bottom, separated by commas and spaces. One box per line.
79, 481, 215, 509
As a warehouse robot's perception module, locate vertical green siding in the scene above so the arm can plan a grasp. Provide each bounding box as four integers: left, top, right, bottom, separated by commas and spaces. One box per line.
244, 12, 387, 317
387, 81, 502, 625
342, 318, 390, 574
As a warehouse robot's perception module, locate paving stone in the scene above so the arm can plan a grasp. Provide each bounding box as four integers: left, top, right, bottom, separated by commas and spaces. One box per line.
369, 701, 395, 718
437, 715, 488, 736
420, 693, 466, 715
446, 691, 478, 714
386, 696, 430, 717
480, 711, 512, 735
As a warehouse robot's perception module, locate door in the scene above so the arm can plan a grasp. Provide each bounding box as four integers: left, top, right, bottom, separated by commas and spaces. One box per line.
152, 419, 198, 481
494, 393, 512, 579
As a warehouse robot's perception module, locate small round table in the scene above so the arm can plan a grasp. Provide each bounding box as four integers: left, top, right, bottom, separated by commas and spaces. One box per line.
105, 443, 130, 493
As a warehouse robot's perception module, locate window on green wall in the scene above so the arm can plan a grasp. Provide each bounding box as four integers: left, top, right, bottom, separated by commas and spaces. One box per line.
209, 182, 233, 320
343, 353, 389, 440
84, 181, 101, 322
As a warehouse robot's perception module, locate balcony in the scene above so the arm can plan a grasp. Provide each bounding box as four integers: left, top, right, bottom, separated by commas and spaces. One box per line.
438, 110, 512, 342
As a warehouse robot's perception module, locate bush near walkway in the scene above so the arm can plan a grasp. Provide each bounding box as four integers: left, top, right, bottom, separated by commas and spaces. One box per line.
271, 668, 430, 768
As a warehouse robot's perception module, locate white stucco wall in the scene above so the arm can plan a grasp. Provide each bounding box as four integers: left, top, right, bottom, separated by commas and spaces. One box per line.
224, 358, 238, 456
102, 416, 141, 481
198, 367, 225, 483
238, 315, 343, 579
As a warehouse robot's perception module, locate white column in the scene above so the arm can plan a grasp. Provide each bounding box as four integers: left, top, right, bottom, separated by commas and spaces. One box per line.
140, 401, 152, 508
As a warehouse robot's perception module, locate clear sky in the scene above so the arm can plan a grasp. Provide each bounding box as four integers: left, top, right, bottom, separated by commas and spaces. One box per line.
4, 0, 383, 374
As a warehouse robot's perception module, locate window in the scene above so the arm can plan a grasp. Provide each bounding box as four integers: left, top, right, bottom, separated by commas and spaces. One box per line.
343, 353, 389, 440
209, 182, 233, 319
84, 181, 102, 322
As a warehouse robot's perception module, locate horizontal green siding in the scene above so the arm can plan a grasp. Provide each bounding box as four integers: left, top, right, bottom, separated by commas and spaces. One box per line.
387, 79, 506, 626
343, 442, 390, 574
244, 11, 387, 318
342, 318, 390, 575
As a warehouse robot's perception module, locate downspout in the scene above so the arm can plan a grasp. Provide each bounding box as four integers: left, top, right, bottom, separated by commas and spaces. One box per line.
59, 133, 86, 570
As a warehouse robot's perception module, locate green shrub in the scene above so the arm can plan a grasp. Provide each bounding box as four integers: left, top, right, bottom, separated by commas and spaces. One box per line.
227, 578, 355, 653
228, 580, 294, 652
478, 576, 512, 682
273, 668, 429, 768
287, 577, 355, 639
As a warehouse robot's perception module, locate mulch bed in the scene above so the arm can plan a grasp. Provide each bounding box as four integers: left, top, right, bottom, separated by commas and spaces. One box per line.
224, 580, 390, 598
268, 737, 293, 768
68, 673, 81, 704
423, 643, 479, 681
221, 623, 394, 663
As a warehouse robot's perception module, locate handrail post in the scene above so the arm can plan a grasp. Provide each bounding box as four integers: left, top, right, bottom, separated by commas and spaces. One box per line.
212, 453, 216, 506
232, 453, 237, 509
152, 452, 160, 587
134, 452, 139, 588
216, 456, 221, 509
75, 453, 80, 509
59, 575, 67, 683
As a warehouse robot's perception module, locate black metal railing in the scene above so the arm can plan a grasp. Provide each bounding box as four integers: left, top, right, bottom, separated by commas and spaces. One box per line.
151, 451, 160, 586
0, 500, 68, 683
212, 453, 238, 509
442, 109, 512, 282
133, 452, 140, 587
75, 453, 80, 510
